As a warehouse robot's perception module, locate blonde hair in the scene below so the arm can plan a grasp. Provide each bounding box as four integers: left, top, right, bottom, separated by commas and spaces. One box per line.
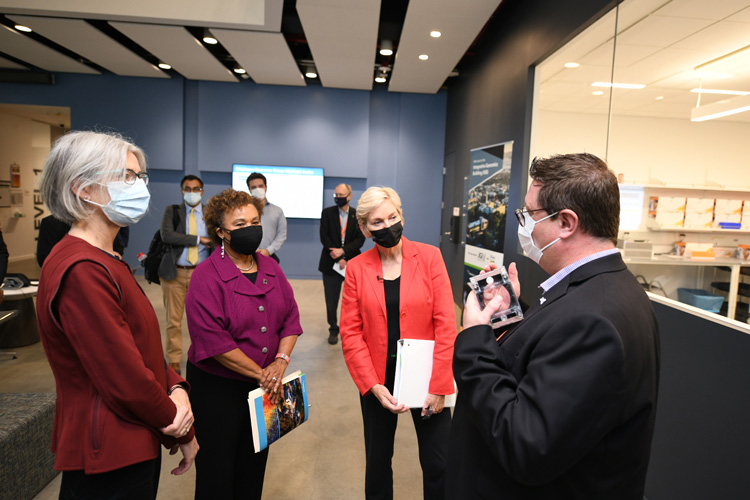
356, 186, 403, 227
39, 131, 147, 224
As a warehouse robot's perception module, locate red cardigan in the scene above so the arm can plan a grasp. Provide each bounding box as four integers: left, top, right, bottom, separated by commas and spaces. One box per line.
341, 237, 457, 396
37, 235, 193, 473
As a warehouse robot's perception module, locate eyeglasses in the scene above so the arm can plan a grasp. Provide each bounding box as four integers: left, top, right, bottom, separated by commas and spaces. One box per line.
182, 187, 204, 193
333, 193, 350, 198
515, 207, 551, 227
124, 169, 149, 185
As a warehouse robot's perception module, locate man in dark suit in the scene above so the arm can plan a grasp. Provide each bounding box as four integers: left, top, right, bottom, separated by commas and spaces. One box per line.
447, 153, 660, 500
159, 175, 212, 374
318, 183, 365, 345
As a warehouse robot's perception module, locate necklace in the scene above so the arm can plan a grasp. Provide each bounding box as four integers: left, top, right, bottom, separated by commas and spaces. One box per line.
235, 257, 255, 272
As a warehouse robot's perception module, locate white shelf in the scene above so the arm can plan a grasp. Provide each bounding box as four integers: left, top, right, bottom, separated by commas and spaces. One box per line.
646, 226, 750, 234
623, 183, 750, 193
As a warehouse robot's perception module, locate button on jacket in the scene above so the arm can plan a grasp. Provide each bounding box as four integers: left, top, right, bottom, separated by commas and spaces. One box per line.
186, 249, 303, 380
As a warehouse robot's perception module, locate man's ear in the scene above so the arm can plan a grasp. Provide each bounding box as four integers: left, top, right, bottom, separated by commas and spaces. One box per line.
557, 209, 579, 239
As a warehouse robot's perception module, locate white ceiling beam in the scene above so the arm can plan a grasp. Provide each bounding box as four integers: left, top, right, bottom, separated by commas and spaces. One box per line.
111, 22, 236, 82
297, 0, 380, 90
0, 25, 99, 74
213, 29, 306, 87
8, 15, 167, 78
388, 0, 502, 94
0, 0, 279, 31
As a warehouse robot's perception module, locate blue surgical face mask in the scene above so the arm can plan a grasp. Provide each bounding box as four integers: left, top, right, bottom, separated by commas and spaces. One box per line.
85, 178, 151, 227
183, 191, 202, 206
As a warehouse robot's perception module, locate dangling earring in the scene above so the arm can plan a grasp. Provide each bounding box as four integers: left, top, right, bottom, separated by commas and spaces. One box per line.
221, 240, 225, 259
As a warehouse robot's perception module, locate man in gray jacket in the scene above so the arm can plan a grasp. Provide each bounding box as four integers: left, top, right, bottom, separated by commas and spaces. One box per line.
159, 175, 212, 374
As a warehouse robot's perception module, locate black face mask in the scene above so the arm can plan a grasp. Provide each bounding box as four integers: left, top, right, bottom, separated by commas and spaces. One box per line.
334, 196, 349, 208
370, 221, 403, 248
223, 225, 263, 256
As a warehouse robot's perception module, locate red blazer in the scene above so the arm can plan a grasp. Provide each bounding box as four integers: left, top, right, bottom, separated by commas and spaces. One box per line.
37, 235, 193, 473
341, 237, 457, 396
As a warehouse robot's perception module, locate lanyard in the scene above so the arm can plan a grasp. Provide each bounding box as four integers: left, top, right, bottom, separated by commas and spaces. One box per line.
340, 214, 348, 246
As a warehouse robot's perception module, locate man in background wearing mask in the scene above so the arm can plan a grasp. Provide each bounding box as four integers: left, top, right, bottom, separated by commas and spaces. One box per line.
447, 153, 660, 500
318, 183, 365, 345
159, 175, 212, 375
246, 172, 286, 263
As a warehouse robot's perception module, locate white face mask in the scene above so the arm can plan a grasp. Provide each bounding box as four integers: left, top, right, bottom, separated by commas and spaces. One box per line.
85, 179, 151, 227
183, 191, 202, 206
249, 187, 266, 199
517, 210, 560, 264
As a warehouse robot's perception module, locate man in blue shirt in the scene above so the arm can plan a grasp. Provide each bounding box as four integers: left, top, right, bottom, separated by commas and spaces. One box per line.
159, 175, 212, 374
246, 172, 286, 263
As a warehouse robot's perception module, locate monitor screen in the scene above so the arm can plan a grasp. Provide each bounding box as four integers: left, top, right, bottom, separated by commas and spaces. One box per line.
232, 164, 324, 220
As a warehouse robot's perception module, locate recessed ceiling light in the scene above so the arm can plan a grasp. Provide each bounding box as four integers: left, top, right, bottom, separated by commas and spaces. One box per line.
203, 36, 218, 45
430, 31, 441, 38
655, 96, 664, 100
234, 68, 246, 75
419, 54, 429, 61
564, 62, 580, 68
592, 91, 604, 96
592, 82, 645, 89
14, 25, 32, 33
158, 63, 171, 70
305, 66, 318, 78
690, 88, 750, 96
375, 75, 386, 83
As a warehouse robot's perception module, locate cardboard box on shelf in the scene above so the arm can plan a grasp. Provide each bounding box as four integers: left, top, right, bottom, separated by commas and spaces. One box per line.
684, 211, 713, 229
685, 198, 715, 214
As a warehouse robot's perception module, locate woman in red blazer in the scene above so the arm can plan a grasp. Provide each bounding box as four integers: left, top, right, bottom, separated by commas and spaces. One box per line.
341, 186, 457, 500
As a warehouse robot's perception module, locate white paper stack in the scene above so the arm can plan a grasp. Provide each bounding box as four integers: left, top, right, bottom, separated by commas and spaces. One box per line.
684, 198, 714, 229
654, 196, 686, 228
714, 199, 743, 227
393, 339, 457, 408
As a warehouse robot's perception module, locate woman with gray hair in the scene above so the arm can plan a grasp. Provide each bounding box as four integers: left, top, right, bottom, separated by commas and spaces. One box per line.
340, 186, 457, 500
36, 131, 198, 500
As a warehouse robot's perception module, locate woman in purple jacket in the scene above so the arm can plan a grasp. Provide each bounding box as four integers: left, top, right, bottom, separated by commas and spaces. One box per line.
185, 188, 303, 500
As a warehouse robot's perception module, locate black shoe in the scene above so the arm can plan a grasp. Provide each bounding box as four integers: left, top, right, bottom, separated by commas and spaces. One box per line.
327, 333, 339, 345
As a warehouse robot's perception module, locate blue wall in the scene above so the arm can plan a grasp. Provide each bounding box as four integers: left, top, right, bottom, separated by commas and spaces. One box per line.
1, 74, 447, 278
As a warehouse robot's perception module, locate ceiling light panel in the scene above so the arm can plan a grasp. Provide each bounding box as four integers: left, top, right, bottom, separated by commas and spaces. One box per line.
389, 0, 502, 94
616, 15, 712, 47
111, 22, 236, 82
0, 0, 276, 31
296, 0, 380, 90
8, 15, 167, 78
0, 24, 99, 74
212, 29, 305, 87
655, 0, 750, 21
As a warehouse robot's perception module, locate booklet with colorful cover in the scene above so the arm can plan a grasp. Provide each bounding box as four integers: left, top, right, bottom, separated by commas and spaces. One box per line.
248, 370, 309, 453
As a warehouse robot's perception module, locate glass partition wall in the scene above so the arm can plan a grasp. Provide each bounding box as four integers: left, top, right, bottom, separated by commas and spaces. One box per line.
531, 0, 750, 319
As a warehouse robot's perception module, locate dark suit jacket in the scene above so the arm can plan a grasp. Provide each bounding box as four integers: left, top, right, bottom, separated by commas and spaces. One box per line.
159, 203, 205, 281
318, 205, 365, 275
447, 253, 660, 500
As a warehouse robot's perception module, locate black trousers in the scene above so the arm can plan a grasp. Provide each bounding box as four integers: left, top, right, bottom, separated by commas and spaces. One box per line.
359, 393, 451, 500
187, 362, 269, 500
59, 455, 161, 500
322, 272, 345, 334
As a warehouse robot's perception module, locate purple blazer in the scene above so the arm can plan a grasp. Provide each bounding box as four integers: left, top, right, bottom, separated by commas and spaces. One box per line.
186, 249, 303, 381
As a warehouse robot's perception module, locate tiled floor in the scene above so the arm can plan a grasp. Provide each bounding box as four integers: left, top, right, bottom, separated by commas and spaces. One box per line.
1, 263, 433, 500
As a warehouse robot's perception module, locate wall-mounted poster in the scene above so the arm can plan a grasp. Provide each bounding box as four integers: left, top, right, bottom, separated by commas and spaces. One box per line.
464, 141, 513, 282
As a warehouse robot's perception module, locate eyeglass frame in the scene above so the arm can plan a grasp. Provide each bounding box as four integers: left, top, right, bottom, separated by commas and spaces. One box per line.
182, 186, 204, 193
515, 206, 556, 227
124, 169, 149, 185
